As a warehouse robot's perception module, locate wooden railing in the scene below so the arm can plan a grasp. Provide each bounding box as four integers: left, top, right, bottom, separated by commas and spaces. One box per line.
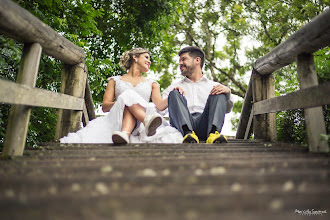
236, 8, 330, 153
0, 0, 96, 157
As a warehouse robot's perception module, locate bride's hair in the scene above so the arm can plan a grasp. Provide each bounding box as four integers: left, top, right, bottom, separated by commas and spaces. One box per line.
120, 47, 150, 71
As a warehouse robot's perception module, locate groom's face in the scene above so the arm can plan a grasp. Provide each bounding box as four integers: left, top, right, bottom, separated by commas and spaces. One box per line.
179, 52, 195, 76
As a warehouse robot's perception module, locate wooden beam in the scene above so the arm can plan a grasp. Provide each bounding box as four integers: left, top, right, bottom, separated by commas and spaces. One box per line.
252, 72, 277, 142
0, 0, 85, 65
244, 105, 254, 140
82, 103, 89, 127
254, 8, 330, 75
254, 82, 330, 115
2, 43, 41, 157
297, 53, 328, 153
55, 63, 87, 140
84, 78, 96, 121
0, 79, 84, 110
236, 76, 253, 139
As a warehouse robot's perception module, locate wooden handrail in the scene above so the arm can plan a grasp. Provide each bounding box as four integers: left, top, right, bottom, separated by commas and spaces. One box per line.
0, 0, 85, 65
254, 8, 330, 76
253, 82, 330, 115
0, 79, 84, 110
236, 9, 330, 153
0, 0, 95, 157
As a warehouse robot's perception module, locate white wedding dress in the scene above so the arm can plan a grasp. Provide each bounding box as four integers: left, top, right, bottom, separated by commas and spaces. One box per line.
60, 76, 183, 144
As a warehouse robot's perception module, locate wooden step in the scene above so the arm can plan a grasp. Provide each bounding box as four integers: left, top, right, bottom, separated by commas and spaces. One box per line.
0, 141, 328, 220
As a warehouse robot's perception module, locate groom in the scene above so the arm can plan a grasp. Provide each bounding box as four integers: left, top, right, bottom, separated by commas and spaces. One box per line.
163, 46, 233, 144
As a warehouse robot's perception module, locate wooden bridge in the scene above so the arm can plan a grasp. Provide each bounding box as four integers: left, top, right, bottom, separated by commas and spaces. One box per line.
0, 0, 329, 219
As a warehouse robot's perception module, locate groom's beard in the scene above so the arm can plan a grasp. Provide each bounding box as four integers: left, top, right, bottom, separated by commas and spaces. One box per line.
180, 64, 195, 77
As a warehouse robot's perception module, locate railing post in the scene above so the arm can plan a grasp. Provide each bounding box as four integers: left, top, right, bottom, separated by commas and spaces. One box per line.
252, 70, 277, 141
297, 53, 328, 152
2, 43, 42, 157
84, 79, 96, 121
236, 77, 253, 139
55, 63, 87, 140
82, 78, 96, 126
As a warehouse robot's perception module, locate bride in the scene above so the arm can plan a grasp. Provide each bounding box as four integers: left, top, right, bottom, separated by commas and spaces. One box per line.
60, 47, 183, 144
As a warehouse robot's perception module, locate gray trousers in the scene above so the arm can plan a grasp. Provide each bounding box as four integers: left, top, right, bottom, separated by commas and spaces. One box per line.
168, 90, 227, 141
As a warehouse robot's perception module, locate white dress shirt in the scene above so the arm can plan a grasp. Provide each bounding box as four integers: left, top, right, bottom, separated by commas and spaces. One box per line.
162, 76, 233, 114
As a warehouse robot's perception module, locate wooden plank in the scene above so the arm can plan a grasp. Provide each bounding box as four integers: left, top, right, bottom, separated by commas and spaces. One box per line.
82, 103, 89, 127
297, 53, 328, 153
254, 82, 330, 115
252, 73, 277, 141
0, 0, 85, 65
254, 8, 330, 75
0, 79, 84, 110
56, 63, 87, 139
84, 78, 96, 121
244, 105, 254, 140
236, 77, 253, 139
55, 66, 70, 140
2, 43, 41, 157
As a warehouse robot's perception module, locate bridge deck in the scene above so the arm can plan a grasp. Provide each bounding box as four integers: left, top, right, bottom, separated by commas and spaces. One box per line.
0, 140, 329, 219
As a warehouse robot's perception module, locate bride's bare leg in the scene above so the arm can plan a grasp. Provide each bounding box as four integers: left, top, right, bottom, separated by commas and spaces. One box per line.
127, 104, 146, 123
121, 106, 136, 135
127, 104, 162, 136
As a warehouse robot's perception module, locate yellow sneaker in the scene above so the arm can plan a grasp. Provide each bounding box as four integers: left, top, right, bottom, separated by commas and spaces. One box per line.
182, 131, 199, 143
206, 131, 228, 144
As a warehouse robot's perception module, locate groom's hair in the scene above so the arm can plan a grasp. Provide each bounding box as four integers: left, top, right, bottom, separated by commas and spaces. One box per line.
178, 46, 205, 69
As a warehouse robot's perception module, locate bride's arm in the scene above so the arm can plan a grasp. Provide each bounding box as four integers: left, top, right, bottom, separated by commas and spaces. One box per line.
102, 79, 116, 112
151, 83, 186, 111
151, 82, 168, 111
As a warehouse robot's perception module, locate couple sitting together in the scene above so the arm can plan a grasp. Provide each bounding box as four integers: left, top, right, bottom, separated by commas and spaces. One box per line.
60, 46, 233, 144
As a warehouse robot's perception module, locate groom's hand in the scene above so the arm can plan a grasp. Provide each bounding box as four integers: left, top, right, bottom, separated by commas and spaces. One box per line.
173, 87, 185, 96
210, 84, 231, 95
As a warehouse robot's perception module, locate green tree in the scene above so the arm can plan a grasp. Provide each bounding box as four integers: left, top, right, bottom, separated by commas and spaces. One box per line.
0, 0, 180, 148
1, 0, 104, 149
86, 0, 181, 102
159, 0, 249, 97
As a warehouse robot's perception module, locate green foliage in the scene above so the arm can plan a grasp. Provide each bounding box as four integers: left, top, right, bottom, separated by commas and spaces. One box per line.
314, 47, 330, 83
27, 108, 58, 147
161, 0, 251, 100
0, 36, 22, 82
84, 0, 181, 102
323, 105, 330, 146
1, 0, 180, 148
277, 110, 307, 145
0, 36, 22, 150
0, 105, 10, 152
